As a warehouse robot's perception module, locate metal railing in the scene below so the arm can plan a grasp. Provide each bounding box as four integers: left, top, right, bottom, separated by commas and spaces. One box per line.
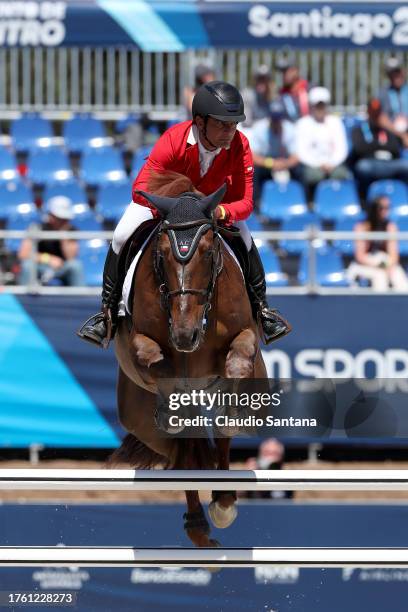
0, 47, 404, 115
2, 227, 408, 296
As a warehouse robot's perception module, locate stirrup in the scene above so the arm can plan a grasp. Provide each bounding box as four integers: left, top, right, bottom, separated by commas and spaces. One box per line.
76, 309, 114, 349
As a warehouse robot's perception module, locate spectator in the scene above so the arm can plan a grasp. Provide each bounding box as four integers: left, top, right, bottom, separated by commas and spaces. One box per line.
18, 196, 84, 287
276, 57, 309, 122
379, 57, 408, 147
250, 99, 299, 207
351, 98, 407, 199
295, 86, 350, 198
241, 65, 275, 128
347, 195, 408, 291
240, 438, 293, 500
183, 63, 216, 119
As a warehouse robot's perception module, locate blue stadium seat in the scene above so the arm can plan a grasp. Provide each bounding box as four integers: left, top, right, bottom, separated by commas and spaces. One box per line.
73, 214, 103, 232
97, 180, 132, 222
395, 217, 408, 257
0, 148, 18, 181
342, 115, 364, 151
260, 180, 307, 222
314, 180, 361, 222
279, 212, 321, 255
79, 239, 108, 286
63, 115, 106, 154
81, 148, 126, 186
11, 114, 53, 153
333, 215, 365, 256
44, 180, 89, 216
5, 209, 40, 252
0, 181, 34, 220
259, 245, 288, 287
115, 114, 141, 134
28, 148, 72, 185
132, 145, 153, 176
367, 180, 408, 218
298, 247, 349, 286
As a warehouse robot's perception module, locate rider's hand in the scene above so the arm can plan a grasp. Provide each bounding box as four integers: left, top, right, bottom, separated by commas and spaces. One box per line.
214, 205, 228, 222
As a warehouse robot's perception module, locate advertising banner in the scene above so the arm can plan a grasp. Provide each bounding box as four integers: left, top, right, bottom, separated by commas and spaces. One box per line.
0, 1, 407, 50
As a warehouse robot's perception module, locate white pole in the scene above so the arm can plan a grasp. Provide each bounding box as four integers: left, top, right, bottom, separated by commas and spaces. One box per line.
0, 547, 408, 568
1, 469, 408, 491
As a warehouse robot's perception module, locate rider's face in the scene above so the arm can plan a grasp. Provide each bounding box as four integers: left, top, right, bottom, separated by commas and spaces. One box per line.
196, 116, 238, 149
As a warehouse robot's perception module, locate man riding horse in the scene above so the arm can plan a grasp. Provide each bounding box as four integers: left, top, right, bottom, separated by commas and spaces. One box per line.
78, 80, 292, 347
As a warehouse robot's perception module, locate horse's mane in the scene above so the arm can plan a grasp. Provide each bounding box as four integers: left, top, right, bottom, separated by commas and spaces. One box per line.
147, 170, 203, 198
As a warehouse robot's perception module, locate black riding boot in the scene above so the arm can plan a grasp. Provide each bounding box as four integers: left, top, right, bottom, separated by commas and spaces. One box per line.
77, 244, 121, 348
246, 240, 292, 344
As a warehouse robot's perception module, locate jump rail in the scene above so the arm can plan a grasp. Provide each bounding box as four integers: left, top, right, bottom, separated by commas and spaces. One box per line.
1, 547, 408, 568
1, 469, 408, 491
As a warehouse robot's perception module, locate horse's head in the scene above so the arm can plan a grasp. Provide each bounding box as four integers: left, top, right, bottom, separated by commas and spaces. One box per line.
137, 184, 226, 352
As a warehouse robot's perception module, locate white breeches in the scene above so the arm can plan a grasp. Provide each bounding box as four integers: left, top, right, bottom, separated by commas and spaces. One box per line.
112, 202, 254, 254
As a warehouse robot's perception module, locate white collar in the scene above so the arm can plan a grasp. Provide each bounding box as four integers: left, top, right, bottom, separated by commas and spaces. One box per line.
187, 124, 226, 153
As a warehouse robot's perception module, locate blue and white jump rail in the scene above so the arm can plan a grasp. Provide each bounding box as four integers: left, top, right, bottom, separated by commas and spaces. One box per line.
1, 469, 408, 569
0, 468, 408, 491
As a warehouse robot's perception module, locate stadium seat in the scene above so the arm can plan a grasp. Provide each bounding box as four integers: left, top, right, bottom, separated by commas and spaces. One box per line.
279, 212, 321, 255
43, 180, 89, 216
5, 209, 40, 252
259, 245, 288, 287
342, 115, 364, 151
298, 247, 349, 286
63, 115, 106, 154
132, 145, 153, 176
395, 217, 408, 257
0, 148, 18, 181
81, 148, 127, 186
73, 214, 104, 232
97, 180, 132, 222
78, 239, 108, 286
0, 181, 34, 220
333, 215, 365, 256
28, 148, 72, 185
115, 114, 141, 134
367, 180, 408, 218
314, 179, 361, 222
11, 114, 53, 153
246, 213, 264, 232
260, 180, 307, 222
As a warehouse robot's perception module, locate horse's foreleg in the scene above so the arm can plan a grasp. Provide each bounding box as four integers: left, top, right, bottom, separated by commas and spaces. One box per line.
225, 328, 257, 378
208, 437, 237, 529
177, 440, 219, 548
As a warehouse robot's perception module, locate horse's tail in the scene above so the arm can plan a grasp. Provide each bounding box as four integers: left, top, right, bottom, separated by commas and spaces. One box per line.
106, 434, 170, 469
106, 434, 215, 470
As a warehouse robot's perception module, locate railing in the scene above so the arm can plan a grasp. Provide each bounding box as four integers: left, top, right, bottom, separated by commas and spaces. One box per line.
2, 227, 408, 296
0, 47, 404, 115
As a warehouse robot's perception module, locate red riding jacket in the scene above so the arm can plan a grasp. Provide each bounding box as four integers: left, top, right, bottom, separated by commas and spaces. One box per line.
132, 121, 254, 223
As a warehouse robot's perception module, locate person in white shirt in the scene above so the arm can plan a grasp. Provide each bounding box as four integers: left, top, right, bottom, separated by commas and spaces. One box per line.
295, 86, 350, 197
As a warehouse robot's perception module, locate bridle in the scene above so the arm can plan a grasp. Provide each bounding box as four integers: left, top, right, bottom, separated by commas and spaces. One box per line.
153, 217, 223, 347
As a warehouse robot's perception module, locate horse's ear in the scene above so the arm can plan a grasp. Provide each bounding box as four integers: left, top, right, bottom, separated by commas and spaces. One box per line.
135, 190, 178, 215
199, 184, 227, 216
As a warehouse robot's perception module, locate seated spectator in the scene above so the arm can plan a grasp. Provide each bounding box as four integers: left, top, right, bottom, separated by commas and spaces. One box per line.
241, 65, 275, 128
250, 99, 299, 207
18, 196, 84, 287
183, 63, 216, 119
276, 57, 309, 122
295, 87, 350, 198
379, 57, 408, 147
240, 438, 293, 500
351, 98, 407, 199
347, 195, 408, 291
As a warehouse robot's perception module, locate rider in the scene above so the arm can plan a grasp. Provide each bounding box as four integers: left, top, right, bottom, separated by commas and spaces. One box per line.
78, 81, 292, 347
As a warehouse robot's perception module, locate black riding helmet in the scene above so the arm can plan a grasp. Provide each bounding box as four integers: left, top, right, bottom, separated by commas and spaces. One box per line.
192, 81, 246, 123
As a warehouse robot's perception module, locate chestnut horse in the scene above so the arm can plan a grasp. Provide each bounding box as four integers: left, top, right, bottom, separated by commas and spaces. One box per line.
111, 172, 267, 548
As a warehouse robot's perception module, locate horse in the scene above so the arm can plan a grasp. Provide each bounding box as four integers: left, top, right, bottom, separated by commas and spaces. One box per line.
110, 172, 267, 548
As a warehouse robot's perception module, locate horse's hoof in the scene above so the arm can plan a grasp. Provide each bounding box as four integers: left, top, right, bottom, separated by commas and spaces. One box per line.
208, 500, 238, 529
205, 539, 222, 573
